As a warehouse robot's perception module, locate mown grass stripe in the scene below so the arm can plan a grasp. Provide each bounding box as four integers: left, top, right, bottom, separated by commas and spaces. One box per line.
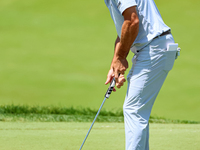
0, 105, 199, 124
0, 105, 123, 116
0, 114, 124, 122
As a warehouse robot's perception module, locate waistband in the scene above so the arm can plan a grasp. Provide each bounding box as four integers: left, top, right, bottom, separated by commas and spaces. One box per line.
153, 30, 171, 40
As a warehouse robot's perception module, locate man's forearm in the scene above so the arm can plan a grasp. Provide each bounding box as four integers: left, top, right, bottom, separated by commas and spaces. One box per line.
114, 15, 139, 59
114, 36, 120, 50
113, 5, 140, 61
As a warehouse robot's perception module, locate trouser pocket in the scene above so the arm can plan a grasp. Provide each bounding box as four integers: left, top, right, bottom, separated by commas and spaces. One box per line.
164, 50, 177, 72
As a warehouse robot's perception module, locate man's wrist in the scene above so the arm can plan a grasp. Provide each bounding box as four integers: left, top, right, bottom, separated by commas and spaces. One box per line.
114, 42, 129, 59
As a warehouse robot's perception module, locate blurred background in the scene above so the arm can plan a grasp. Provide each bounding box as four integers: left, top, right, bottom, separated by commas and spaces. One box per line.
0, 0, 199, 121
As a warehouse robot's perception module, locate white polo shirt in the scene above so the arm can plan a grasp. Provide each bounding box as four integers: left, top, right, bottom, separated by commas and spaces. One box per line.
104, 0, 171, 51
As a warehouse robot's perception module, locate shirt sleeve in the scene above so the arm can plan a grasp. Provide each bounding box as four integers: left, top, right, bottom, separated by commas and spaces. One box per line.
117, 0, 137, 14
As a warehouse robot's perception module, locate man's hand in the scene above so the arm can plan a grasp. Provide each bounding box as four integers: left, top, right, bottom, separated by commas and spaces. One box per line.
105, 68, 126, 90
111, 53, 128, 84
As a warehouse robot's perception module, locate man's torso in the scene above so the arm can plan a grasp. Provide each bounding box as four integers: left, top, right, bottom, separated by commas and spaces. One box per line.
104, 0, 171, 51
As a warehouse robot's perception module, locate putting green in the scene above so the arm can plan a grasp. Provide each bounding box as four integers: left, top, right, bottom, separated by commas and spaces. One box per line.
0, 122, 199, 150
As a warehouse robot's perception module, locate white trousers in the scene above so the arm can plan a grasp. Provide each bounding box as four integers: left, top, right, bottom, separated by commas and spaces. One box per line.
123, 34, 176, 150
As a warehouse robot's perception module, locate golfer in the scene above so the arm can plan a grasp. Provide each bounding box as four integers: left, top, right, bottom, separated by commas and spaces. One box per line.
104, 0, 178, 149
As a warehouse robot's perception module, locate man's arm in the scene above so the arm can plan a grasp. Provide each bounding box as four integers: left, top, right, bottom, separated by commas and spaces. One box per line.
112, 6, 139, 79
105, 36, 125, 90
114, 36, 120, 50
106, 6, 139, 87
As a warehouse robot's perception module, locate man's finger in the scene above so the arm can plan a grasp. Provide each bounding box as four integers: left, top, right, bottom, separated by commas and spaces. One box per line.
114, 71, 119, 83
120, 77, 126, 83
105, 77, 111, 84
105, 69, 115, 85
105, 76, 112, 85
113, 87, 116, 92
116, 83, 124, 88
105, 73, 115, 85
116, 74, 126, 88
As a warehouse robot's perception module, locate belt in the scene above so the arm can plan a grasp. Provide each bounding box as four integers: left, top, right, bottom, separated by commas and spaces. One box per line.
153, 30, 171, 39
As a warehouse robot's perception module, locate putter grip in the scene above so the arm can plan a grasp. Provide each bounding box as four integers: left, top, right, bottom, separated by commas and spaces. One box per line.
105, 78, 116, 98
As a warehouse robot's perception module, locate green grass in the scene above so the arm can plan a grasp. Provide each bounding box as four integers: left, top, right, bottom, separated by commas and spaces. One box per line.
0, 122, 199, 150
151, 0, 200, 122
0, 0, 200, 122
0, 105, 199, 124
1, 1, 200, 150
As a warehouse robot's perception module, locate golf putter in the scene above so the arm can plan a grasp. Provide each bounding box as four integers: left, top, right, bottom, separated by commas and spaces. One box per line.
79, 77, 116, 150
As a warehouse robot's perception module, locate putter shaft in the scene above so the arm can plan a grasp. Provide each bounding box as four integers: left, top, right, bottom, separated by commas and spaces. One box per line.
79, 97, 107, 150
79, 78, 116, 150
